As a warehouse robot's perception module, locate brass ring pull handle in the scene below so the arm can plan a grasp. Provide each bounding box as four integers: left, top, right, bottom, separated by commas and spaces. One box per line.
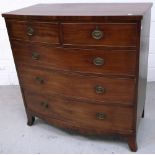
41, 101, 48, 108
92, 27, 103, 40
35, 76, 44, 84
96, 112, 107, 120
93, 57, 104, 66
95, 85, 105, 94
27, 26, 34, 36
32, 52, 40, 60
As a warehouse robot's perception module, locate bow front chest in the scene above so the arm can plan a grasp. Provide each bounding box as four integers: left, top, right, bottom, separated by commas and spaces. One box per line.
2, 3, 152, 151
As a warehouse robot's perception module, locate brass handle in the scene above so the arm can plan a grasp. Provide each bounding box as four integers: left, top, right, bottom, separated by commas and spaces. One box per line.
93, 57, 104, 66
27, 26, 34, 36
92, 28, 103, 40
41, 101, 48, 108
35, 76, 44, 84
95, 85, 105, 94
32, 52, 40, 60
96, 112, 107, 120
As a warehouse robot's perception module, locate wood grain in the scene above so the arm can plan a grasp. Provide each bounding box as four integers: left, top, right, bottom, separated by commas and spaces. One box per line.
63, 23, 138, 47
7, 20, 59, 44
2, 3, 152, 19
25, 92, 134, 132
17, 65, 136, 105
11, 40, 137, 77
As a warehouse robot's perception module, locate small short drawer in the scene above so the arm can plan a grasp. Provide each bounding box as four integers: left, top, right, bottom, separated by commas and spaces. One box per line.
62, 23, 138, 47
7, 20, 59, 44
19, 66, 135, 105
24, 92, 134, 132
12, 41, 137, 76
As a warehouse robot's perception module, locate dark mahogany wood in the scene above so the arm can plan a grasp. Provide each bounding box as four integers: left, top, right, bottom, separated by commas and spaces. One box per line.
27, 112, 35, 126
6, 20, 59, 44
135, 9, 151, 128
127, 135, 137, 152
2, 3, 152, 152
24, 92, 134, 132
2, 3, 152, 20
18, 65, 135, 105
62, 23, 138, 47
11, 40, 137, 77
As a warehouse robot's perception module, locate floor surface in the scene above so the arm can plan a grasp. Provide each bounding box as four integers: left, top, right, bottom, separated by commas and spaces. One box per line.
0, 82, 155, 153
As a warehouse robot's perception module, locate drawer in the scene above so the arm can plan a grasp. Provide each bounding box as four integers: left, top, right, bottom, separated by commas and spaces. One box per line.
25, 92, 134, 132
62, 23, 138, 47
7, 20, 59, 44
18, 66, 135, 105
12, 41, 137, 76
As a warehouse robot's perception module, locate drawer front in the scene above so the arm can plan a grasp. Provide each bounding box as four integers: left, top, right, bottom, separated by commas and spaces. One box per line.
18, 66, 135, 105
7, 20, 59, 44
25, 92, 134, 132
63, 23, 138, 47
12, 41, 137, 76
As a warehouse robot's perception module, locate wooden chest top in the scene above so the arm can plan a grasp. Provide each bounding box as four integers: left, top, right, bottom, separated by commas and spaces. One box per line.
2, 3, 152, 20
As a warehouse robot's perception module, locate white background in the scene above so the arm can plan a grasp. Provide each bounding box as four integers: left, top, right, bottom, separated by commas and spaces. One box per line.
0, 0, 155, 85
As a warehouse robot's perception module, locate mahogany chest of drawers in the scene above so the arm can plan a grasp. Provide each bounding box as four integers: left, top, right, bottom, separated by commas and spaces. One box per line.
2, 3, 152, 151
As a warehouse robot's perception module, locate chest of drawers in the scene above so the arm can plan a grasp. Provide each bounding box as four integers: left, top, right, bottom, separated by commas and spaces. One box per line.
2, 3, 152, 151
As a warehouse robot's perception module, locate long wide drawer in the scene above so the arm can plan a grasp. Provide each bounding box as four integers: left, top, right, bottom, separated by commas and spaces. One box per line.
18, 66, 135, 105
12, 41, 137, 76
62, 23, 138, 47
24, 92, 134, 132
7, 20, 59, 44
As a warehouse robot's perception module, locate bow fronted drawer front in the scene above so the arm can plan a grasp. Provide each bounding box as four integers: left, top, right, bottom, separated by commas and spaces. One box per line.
11, 41, 137, 77
24, 92, 134, 133
18, 66, 135, 105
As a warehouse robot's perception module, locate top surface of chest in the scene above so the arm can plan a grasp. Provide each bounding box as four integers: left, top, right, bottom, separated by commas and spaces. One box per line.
2, 3, 152, 21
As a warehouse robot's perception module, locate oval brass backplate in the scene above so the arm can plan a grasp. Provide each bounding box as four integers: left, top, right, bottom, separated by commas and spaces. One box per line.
95, 85, 105, 94
96, 112, 107, 120
41, 101, 49, 108
35, 76, 44, 84
93, 57, 104, 66
27, 26, 34, 36
92, 29, 103, 40
32, 52, 40, 60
